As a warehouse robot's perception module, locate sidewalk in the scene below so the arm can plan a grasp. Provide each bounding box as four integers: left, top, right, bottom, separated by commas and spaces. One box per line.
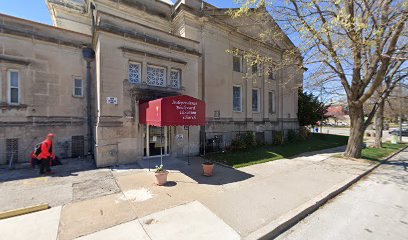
0, 147, 377, 239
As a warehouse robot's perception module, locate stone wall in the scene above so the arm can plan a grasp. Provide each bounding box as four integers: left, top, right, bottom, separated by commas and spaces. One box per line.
0, 14, 92, 164
93, 13, 201, 167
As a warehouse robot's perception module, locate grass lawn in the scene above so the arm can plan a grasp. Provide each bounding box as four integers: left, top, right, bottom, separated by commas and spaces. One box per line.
361, 143, 408, 162
206, 133, 349, 168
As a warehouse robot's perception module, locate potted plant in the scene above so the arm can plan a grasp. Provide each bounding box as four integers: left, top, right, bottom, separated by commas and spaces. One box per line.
154, 164, 168, 186
202, 159, 214, 177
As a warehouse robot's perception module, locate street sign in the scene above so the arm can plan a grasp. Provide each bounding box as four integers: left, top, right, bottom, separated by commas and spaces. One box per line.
106, 97, 118, 105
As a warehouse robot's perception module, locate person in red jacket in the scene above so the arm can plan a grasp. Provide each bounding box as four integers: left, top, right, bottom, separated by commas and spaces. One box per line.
38, 133, 56, 175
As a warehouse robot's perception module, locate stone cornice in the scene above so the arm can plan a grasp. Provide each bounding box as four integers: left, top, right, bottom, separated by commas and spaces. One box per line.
0, 55, 30, 66
96, 23, 201, 57
120, 47, 188, 65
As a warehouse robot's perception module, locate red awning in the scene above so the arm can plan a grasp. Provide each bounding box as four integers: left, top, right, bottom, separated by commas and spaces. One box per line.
139, 95, 206, 126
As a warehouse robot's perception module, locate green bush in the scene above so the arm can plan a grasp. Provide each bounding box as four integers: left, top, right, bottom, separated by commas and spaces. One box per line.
242, 132, 256, 148
287, 130, 298, 143
299, 127, 312, 140
230, 132, 256, 151
273, 131, 284, 145
231, 137, 246, 151
256, 138, 265, 146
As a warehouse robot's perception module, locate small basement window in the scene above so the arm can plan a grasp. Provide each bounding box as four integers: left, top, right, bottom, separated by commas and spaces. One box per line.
6, 138, 19, 163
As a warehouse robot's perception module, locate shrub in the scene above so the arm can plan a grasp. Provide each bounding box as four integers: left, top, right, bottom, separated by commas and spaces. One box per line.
299, 127, 312, 140
287, 130, 298, 143
273, 131, 284, 145
255, 132, 265, 146
242, 132, 256, 148
256, 138, 265, 146
230, 132, 256, 151
231, 137, 246, 151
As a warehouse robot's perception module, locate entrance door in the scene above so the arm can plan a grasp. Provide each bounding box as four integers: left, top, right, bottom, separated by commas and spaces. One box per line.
144, 125, 170, 157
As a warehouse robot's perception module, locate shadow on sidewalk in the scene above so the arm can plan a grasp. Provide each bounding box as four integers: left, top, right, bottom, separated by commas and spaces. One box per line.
137, 156, 254, 185
0, 158, 96, 182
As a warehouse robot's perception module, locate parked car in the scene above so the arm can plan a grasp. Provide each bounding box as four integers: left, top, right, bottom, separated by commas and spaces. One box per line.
372, 123, 389, 130
389, 128, 408, 136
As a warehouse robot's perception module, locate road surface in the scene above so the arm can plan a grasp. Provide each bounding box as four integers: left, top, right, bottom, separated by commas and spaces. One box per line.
320, 127, 408, 142
278, 148, 408, 240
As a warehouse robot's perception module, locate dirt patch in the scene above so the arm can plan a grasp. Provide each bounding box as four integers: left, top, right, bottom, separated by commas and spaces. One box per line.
72, 172, 120, 201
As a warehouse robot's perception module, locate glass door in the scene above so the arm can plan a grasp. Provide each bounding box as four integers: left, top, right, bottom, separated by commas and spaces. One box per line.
144, 126, 170, 157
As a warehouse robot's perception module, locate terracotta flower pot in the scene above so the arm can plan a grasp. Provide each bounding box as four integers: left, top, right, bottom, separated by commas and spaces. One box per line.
154, 171, 169, 186
202, 163, 214, 176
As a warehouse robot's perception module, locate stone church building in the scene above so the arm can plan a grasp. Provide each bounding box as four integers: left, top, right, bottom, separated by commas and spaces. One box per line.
0, 0, 302, 167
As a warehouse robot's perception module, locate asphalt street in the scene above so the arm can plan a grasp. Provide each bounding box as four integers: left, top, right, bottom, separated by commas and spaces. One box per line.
320, 127, 408, 143
278, 148, 408, 240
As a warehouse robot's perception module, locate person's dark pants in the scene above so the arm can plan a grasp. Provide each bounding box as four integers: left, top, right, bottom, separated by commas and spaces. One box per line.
39, 158, 51, 174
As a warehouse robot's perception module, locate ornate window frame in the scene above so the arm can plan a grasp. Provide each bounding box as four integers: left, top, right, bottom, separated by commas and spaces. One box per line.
128, 62, 142, 84
170, 69, 181, 89
147, 64, 167, 87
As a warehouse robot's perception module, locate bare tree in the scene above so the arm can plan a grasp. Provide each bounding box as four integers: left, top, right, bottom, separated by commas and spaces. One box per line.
230, 0, 408, 158
373, 68, 407, 148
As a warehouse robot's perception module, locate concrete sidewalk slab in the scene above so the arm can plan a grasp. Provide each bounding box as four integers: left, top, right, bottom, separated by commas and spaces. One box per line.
58, 193, 137, 240
196, 156, 373, 237
0, 182, 73, 212
140, 201, 240, 240
0, 206, 61, 240
76, 220, 150, 240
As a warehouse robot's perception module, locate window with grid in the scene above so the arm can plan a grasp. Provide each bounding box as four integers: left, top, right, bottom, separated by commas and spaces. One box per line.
268, 67, 275, 80
6, 138, 19, 163
233, 55, 243, 72
170, 69, 181, 89
9, 71, 19, 104
147, 65, 166, 87
233, 86, 242, 112
73, 78, 83, 97
71, 135, 85, 158
128, 62, 141, 84
251, 64, 258, 75
252, 89, 260, 112
269, 91, 276, 114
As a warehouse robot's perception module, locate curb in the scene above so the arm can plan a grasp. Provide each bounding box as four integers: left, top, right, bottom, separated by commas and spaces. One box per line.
0, 204, 49, 220
245, 145, 408, 240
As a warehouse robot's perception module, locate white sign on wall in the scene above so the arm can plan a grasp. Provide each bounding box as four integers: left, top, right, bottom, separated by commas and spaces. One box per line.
176, 134, 184, 141
106, 97, 118, 105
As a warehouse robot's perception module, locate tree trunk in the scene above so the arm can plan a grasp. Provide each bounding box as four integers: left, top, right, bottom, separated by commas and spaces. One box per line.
344, 105, 365, 158
374, 100, 385, 148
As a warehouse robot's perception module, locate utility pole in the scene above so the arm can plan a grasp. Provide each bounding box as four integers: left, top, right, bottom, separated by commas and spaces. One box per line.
399, 83, 403, 143
320, 84, 323, 133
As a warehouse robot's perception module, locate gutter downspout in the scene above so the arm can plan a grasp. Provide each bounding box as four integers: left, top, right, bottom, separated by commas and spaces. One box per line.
82, 48, 95, 157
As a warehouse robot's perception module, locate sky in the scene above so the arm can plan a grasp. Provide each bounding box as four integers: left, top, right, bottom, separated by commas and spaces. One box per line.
0, 0, 336, 100
0, 0, 239, 25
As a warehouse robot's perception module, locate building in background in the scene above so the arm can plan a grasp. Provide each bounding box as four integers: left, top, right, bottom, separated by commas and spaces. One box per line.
325, 101, 350, 126
0, 0, 302, 166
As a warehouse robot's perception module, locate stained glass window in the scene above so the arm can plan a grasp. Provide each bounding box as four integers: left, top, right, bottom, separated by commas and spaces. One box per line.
147, 65, 166, 87
233, 86, 242, 112
128, 62, 141, 84
170, 69, 181, 89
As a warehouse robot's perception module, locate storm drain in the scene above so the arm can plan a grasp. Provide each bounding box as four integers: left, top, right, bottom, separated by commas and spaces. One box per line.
72, 173, 120, 201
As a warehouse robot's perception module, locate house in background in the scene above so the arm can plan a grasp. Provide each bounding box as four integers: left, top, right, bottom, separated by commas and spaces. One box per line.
0, 0, 302, 166
325, 103, 350, 126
